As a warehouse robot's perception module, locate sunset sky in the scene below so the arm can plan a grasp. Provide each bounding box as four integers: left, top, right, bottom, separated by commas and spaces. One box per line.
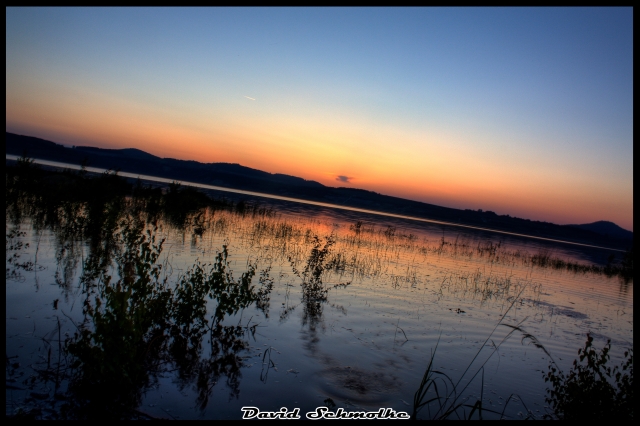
6, 7, 633, 231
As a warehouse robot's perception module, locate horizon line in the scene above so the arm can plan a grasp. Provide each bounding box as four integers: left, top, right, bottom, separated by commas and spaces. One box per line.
5, 131, 633, 233
5, 154, 628, 253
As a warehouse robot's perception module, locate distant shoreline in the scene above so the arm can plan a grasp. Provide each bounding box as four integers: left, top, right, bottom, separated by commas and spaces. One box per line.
5, 132, 632, 251
5, 154, 628, 254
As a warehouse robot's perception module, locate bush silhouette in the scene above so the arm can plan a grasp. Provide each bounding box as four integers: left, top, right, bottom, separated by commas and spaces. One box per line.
543, 334, 633, 420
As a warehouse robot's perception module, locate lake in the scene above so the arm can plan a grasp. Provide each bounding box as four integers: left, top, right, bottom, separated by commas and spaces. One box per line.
5, 161, 633, 419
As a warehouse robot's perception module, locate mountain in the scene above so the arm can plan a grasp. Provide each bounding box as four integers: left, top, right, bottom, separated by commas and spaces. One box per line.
5, 131, 632, 249
75, 146, 161, 161
6, 132, 323, 192
568, 221, 633, 241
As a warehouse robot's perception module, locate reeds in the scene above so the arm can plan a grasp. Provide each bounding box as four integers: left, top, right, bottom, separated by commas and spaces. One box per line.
412, 286, 542, 420
436, 269, 542, 304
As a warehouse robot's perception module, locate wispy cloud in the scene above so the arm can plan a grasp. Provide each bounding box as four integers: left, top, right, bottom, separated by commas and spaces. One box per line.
336, 175, 353, 183
244, 96, 256, 101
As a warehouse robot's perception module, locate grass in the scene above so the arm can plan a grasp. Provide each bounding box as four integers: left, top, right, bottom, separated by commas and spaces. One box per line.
8, 158, 630, 282
412, 286, 541, 420
435, 235, 633, 281
435, 269, 542, 305
412, 296, 634, 420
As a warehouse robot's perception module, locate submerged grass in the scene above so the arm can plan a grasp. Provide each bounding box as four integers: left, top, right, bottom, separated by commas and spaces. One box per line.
436, 268, 542, 305
8, 158, 629, 284
434, 236, 633, 281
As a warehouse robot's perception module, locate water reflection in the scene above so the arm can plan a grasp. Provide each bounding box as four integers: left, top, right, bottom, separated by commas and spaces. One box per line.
6, 161, 632, 419
6, 165, 278, 419
48, 220, 273, 419
6, 226, 35, 283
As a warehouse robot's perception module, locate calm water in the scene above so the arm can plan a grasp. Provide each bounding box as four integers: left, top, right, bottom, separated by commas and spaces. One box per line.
5, 163, 633, 420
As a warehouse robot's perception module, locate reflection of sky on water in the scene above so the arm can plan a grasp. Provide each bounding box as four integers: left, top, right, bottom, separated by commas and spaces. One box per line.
5, 169, 632, 419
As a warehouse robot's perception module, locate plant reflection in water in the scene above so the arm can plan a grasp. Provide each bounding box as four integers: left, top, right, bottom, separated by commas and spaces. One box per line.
6, 162, 276, 419
62, 217, 273, 419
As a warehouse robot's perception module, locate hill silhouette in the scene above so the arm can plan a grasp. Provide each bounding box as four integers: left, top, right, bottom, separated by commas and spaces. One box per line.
6, 131, 632, 249
568, 221, 633, 241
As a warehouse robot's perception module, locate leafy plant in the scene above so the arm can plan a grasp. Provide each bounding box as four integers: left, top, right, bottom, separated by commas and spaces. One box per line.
61, 219, 274, 419
543, 334, 633, 420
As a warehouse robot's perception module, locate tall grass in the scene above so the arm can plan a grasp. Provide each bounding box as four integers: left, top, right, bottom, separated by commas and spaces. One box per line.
412, 286, 545, 420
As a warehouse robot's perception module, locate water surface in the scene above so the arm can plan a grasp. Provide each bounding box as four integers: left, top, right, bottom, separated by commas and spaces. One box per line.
5, 164, 633, 420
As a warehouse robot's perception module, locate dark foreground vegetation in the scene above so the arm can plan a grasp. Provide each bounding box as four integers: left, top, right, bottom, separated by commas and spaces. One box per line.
6, 158, 351, 419
6, 158, 633, 420
412, 291, 633, 420
543, 334, 633, 420
6, 158, 278, 419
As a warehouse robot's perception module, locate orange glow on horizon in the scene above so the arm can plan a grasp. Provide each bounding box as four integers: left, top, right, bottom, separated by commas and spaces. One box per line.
6, 101, 633, 232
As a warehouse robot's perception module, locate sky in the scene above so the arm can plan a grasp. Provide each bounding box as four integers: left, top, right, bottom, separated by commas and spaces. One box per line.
6, 7, 633, 231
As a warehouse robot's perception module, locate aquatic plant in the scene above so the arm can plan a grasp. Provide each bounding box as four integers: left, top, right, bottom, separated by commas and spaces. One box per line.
5, 225, 35, 282
435, 269, 542, 306
543, 334, 633, 420
412, 288, 540, 420
278, 234, 352, 326
9, 214, 276, 419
